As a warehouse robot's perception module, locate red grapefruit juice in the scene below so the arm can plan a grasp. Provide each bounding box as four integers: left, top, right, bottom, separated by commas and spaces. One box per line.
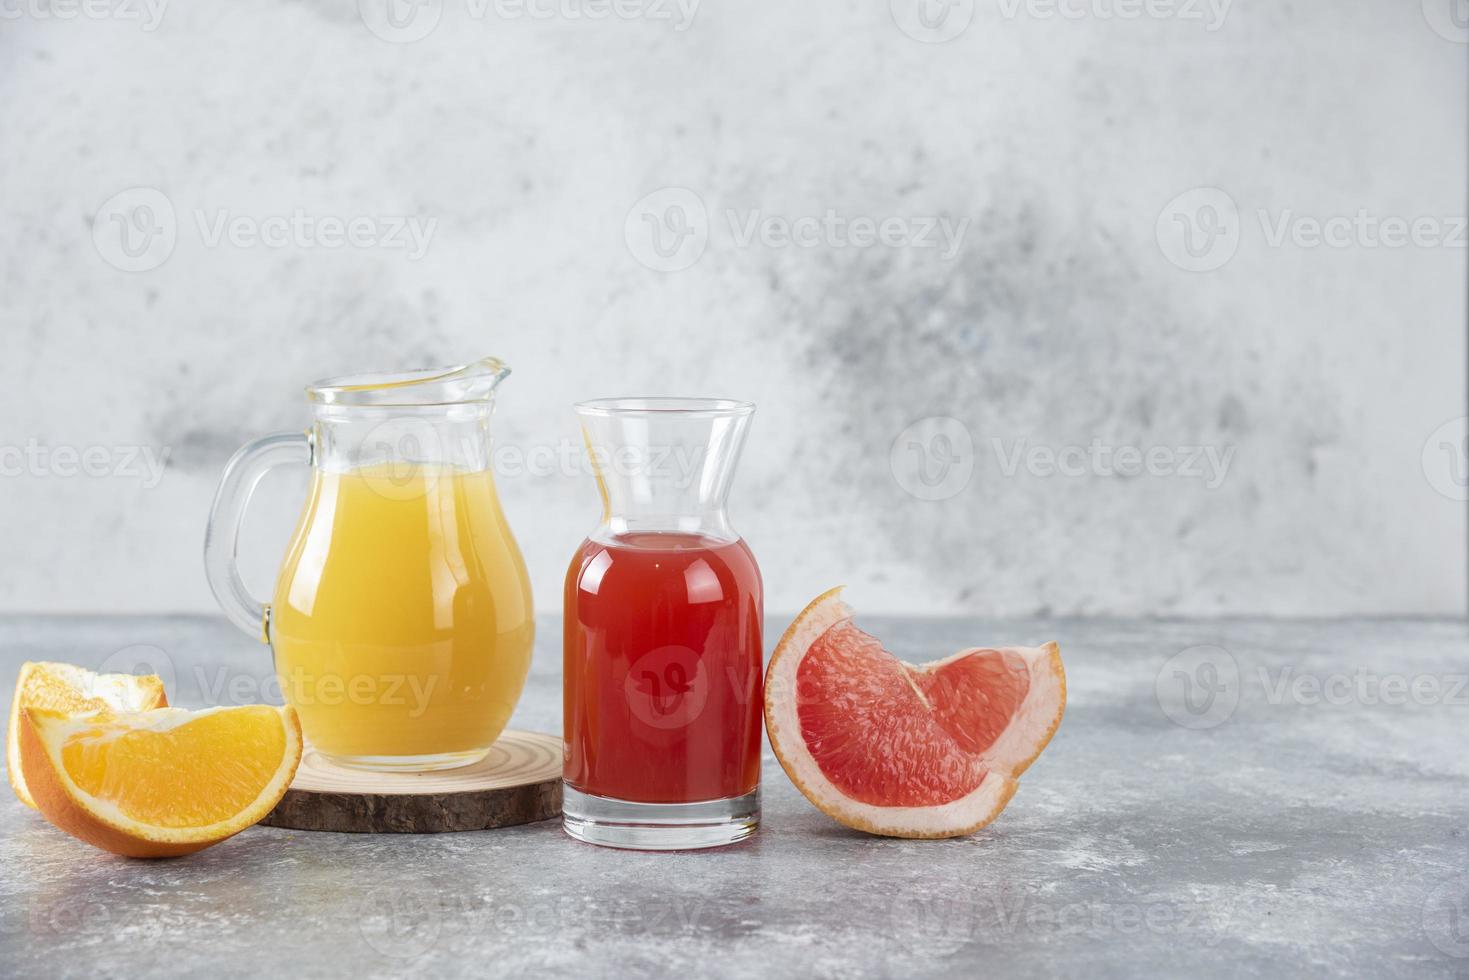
563, 531, 763, 804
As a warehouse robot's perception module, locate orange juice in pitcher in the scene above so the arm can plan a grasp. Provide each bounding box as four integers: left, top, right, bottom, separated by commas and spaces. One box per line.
205, 358, 534, 772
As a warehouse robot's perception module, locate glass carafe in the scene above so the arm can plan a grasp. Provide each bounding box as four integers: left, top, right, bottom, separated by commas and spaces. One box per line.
562, 398, 763, 850
204, 357, 534, 772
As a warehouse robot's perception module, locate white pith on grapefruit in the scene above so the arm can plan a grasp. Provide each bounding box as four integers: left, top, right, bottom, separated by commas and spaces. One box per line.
764, 587, 1065, 839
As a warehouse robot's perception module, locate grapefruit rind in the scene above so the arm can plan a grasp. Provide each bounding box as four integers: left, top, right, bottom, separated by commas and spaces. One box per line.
7, 661, 168, 809
20, 704, 301, 858
764, 587, 1065, 839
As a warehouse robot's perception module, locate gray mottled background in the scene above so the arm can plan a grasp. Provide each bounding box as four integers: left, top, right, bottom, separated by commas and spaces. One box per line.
0, 1, 1464, 617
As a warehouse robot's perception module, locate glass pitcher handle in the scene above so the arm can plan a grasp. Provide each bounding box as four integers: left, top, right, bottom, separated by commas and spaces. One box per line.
203, 431, 314, 643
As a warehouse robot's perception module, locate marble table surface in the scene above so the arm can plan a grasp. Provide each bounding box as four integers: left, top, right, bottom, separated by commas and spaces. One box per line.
1, 614, 1465, 979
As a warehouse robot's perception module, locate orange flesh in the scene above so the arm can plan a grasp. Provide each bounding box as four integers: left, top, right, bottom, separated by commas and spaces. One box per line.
795, 621, 1030, 807
21, 671, 125, 717
59, 708, 287, 828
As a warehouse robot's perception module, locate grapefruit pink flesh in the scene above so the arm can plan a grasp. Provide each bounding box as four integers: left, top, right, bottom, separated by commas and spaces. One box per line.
798, 620, 1031, 807
766, 587, 1065, 839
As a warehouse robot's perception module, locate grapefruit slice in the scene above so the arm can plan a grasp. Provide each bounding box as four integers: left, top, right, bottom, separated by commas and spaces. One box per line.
8, 661, 168, 808
20, 704, 301, 858
764, 588, 1065, 839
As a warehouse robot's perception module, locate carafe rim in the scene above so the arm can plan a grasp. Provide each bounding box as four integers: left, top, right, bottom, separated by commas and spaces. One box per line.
574, 396, 754, 419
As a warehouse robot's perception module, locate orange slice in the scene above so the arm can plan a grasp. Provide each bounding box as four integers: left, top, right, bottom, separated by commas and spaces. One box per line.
20, 704, 301, 858
765, 588, 1065, 839
8, 661, 168, 808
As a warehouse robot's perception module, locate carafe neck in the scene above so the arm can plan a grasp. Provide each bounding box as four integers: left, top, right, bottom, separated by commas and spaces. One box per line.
577, 398, 754, 542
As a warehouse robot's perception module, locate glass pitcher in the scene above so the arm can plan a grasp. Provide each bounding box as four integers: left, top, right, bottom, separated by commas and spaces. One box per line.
562, 398, 763, 849
204, 357, 534, 772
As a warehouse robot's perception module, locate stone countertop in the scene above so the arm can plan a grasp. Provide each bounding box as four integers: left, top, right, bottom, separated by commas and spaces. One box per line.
0, 614, 1465, 979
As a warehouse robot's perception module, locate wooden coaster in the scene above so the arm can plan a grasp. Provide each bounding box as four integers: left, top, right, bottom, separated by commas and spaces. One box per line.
260, 730, 562, 834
